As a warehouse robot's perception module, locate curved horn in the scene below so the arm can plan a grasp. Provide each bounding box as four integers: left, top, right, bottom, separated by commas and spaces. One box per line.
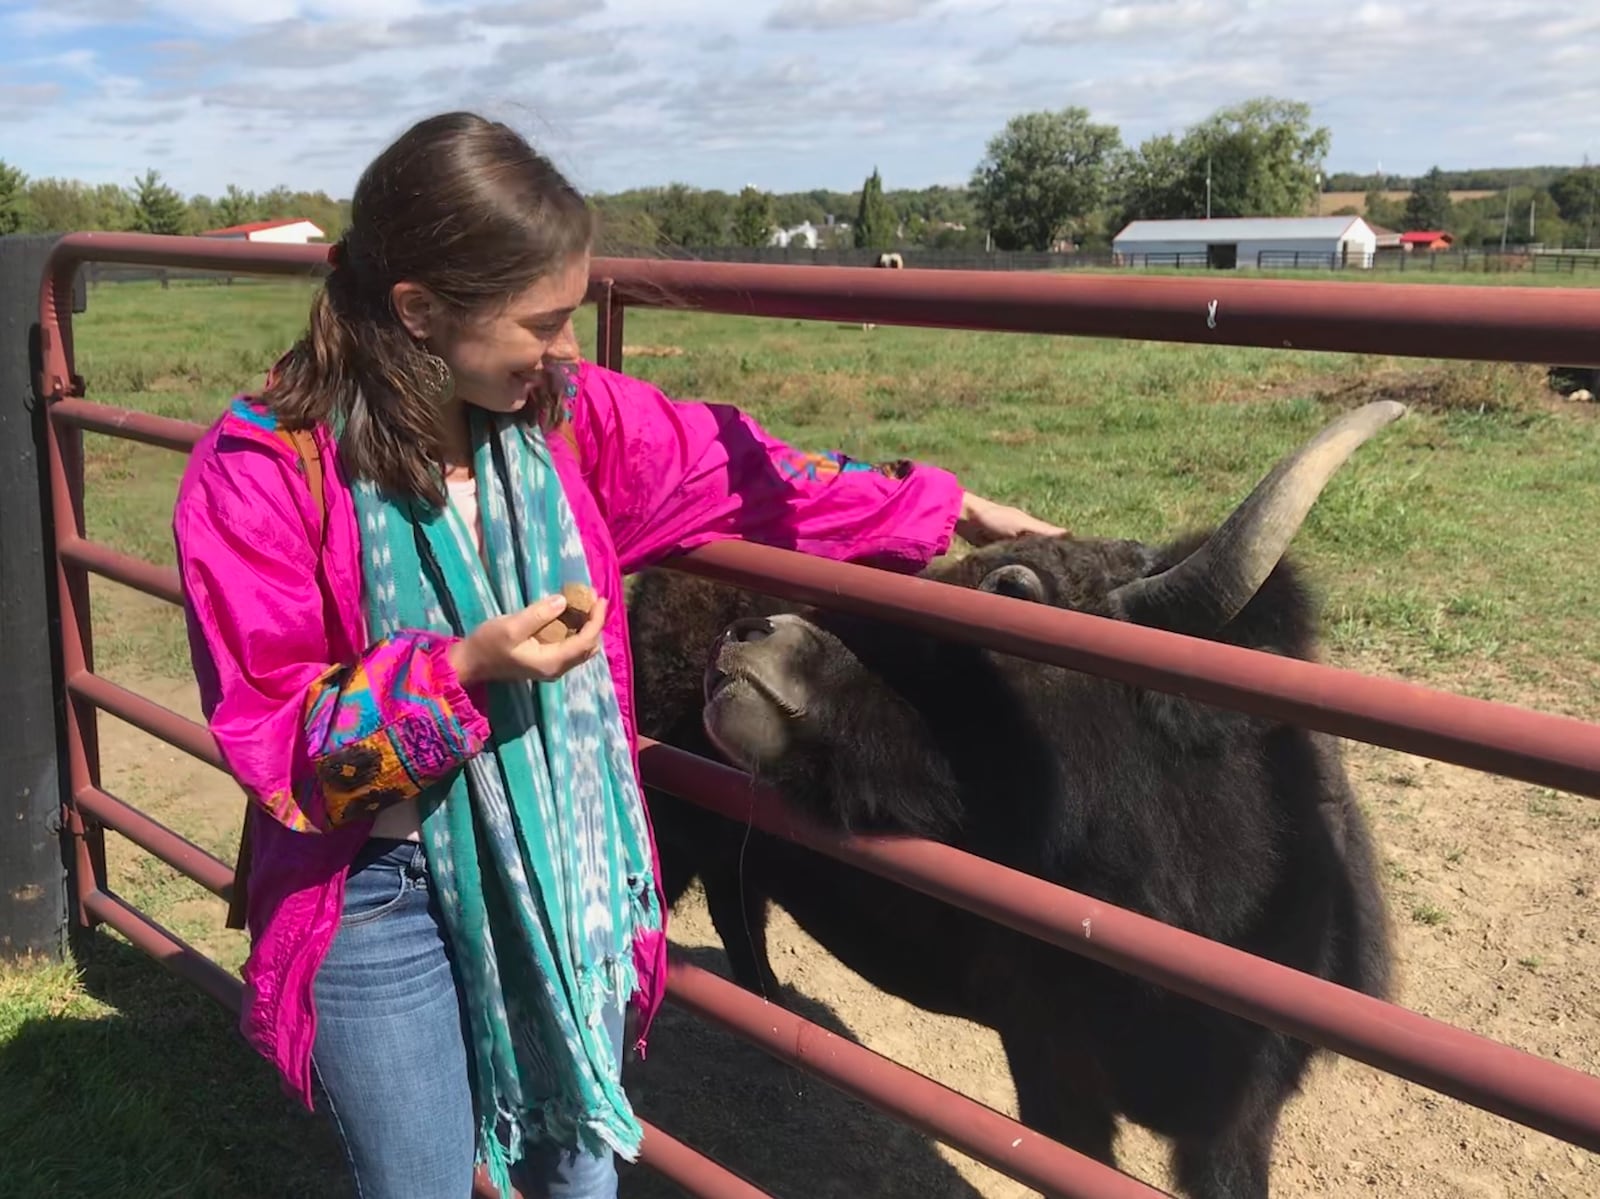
1109, 400, 1407, 635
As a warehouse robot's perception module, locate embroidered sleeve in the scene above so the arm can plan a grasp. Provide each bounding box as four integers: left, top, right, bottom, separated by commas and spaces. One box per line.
175, 436, 488, 836
301, 632, 489, 828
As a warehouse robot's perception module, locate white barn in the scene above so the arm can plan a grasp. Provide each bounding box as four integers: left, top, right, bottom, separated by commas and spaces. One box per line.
1112, 216, 1377, 270
201, 218, 326, 244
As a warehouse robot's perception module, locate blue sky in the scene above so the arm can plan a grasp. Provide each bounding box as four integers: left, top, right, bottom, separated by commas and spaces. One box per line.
2, 0, 1596, 200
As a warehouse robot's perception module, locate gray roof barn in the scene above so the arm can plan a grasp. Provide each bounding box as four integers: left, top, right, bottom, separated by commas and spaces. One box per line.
1112, 216, 1378, 269
1113, 217, 1369, 243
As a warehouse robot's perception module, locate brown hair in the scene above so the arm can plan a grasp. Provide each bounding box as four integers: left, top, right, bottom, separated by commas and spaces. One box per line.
264, 111, 594, 504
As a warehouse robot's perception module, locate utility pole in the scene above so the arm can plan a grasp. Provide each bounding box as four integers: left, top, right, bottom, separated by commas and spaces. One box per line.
1586, 154, 1596, 250
0, 235, 73, 964
1205, 156, 1212, 219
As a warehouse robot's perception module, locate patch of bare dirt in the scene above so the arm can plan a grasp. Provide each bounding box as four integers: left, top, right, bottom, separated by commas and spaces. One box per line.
1232, 361, 1598, 425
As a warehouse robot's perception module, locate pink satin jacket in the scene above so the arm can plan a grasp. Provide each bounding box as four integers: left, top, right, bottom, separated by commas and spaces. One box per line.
173, 359, 965, 1109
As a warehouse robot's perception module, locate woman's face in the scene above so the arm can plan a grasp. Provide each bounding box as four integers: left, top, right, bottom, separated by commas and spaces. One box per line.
395, 250, 590, 416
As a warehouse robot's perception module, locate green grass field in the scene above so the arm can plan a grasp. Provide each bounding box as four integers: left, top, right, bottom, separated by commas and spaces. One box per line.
4, 269, 1599, 1197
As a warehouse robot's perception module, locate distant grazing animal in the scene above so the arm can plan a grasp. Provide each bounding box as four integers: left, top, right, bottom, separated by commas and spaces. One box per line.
629, 401, 1403, 1199
862, 251, 903, 329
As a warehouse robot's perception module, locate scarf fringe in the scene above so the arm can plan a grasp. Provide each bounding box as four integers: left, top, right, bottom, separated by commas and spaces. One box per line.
474, 880, 662, 1183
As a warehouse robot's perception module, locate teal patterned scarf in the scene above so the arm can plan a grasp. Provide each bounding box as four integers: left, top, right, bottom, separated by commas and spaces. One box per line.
348, 408, 659, 1195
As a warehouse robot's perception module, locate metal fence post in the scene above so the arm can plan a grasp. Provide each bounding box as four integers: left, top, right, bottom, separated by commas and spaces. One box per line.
0, 235, 77, 964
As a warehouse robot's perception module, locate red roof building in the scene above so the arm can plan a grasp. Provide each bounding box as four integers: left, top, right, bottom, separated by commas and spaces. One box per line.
201, 217, 326, 243
1397, 230, 1454, 251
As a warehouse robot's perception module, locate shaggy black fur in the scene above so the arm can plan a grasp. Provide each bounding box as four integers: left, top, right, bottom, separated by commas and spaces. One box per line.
628, 530, 1393, 1199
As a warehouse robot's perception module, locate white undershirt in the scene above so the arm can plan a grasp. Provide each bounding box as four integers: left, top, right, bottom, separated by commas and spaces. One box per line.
446, 475, 483, 555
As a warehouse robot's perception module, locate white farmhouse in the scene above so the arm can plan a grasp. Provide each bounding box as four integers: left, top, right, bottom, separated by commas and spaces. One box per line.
1112, 216, 1377, 269
201, 218, 327, 244
769, 220, 821, 249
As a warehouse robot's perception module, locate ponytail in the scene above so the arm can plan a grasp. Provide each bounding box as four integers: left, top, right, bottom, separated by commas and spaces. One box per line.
263, 270, 453, 507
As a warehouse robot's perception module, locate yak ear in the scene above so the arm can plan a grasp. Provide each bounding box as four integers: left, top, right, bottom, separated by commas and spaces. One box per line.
978, 564, 1046, 603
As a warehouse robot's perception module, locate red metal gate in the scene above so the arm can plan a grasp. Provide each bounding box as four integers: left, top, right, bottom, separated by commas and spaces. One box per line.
32, 231, 1600, 1198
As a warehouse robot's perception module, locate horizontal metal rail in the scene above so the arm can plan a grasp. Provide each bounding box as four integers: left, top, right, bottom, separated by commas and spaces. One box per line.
590, 256, 1600, 365
666, 540, 1600, 800
80, 887, 241, 1010
627, 1124, 775, 1199
74, 784, 234, 900
36, 233, 1600, 381
667, 961, 1171, 1198
52, 397, 210, 454
61, 536, 182, 605
68, 670, 224, 769
637, 738, 1600, 1154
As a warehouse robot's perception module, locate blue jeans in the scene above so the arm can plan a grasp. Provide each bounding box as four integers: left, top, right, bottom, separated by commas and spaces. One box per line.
312, 839, 622, 1199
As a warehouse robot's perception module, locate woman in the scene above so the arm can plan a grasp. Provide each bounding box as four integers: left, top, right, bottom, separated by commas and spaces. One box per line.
174, 111, 1062, 1199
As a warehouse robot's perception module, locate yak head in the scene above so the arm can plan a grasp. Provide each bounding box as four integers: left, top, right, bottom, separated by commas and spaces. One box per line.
700, 400, 1406, 840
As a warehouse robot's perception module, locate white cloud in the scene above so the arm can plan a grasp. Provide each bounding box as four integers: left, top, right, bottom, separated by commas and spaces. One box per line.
1092, 1, 1216, 38
466, 0, 596, 26
0, 0, 1595, 201
0, 81, 62, 119
766, 0, 937, 31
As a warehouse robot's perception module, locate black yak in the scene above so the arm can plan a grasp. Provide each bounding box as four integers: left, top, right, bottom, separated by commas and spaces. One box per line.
628, 401, 1401, 1199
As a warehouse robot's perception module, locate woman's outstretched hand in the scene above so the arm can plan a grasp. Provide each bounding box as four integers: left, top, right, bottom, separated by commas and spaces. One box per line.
955, 492, 1068, 547
447, 593, 608, 686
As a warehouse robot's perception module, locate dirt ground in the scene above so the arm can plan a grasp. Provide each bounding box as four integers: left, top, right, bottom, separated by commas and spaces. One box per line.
95, 669, 1599, 1199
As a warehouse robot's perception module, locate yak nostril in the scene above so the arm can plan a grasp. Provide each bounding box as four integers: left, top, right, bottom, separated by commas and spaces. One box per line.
727, 617, 775, 644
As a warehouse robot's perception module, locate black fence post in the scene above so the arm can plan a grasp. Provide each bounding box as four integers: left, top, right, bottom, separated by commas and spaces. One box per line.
0, 235, 77, 964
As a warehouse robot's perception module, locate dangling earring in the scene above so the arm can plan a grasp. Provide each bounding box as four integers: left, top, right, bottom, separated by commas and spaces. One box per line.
417, 345, 454, 404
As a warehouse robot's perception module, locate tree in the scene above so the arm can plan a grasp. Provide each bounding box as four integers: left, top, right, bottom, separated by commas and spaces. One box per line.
732, 186, 776, 247
772, 193, 825, 229
187, 194, 218, 234
1176, 98, 1330, 218
853, 168, 895, 250
648, 184, 730, 247
592, 201, 660, 254
131, 169, 187, 235
1549, 166, 1599, 246
21, 178, 90, 233
0, 160, 29, 236
1402, 167, 1453, 231
1108, 133, 1189, 228
88, 183, 137, 231
215, 184, 258, 228
1363, 189, 1404, 230
971, 108, 1121, 250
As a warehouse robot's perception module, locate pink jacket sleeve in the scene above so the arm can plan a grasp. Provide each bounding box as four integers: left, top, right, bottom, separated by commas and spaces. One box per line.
564, 362, 966, 574
174, 429, 489, 834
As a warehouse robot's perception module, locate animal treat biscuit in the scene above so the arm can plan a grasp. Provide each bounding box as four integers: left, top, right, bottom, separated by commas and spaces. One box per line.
534, 582, 598, 644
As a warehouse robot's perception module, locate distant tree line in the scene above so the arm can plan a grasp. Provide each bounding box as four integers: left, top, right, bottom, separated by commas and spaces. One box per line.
0, 166, 349, 243
1323, 166, 1574, 193
1, 98, 1595, 253
1332, 164, 1599, 249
